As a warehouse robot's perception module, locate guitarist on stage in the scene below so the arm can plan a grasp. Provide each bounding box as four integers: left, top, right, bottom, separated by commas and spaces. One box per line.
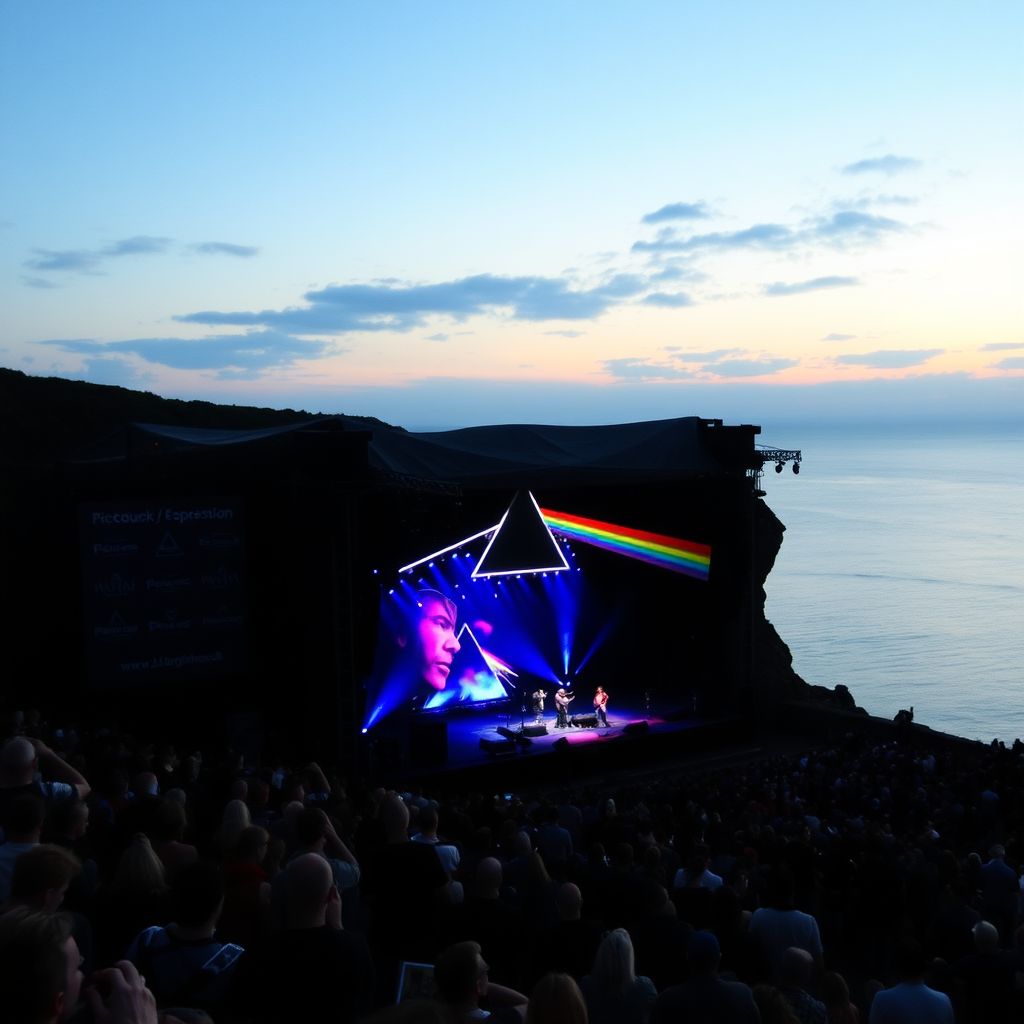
555, 688, 575, 729
593, 686, 609, 727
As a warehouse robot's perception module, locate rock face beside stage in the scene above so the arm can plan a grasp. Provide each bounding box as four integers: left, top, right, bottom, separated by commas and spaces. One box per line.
753, 498, 866, 716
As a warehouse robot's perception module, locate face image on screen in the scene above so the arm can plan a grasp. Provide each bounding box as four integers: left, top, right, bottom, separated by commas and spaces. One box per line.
363, 583, 521, 728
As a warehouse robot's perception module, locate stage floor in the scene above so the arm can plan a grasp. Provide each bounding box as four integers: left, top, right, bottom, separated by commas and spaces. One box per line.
424, 697, 706, 767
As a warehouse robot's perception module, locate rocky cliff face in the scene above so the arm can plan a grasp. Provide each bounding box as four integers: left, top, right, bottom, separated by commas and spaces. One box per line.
752, 498, 866, 715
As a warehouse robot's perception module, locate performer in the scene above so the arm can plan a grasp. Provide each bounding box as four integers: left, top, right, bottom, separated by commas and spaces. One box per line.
532, 687, 546, 723
555, 688, 575, 729
593, 686, 609, 727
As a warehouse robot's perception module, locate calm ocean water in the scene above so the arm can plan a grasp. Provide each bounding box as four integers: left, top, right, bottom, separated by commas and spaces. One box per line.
756, 422, 1024, 744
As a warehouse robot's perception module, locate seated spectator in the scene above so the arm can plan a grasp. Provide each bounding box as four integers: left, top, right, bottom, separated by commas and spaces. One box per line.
527, 972, 587, 1024
443, 855, 527, 989
0, 908, 102, 1024
951, 919, 1019, 1023
413, 805, 461, 879
753, 983, 802, 1024
2, 843, 81, 916
651, 930, 760, 1024
148, 799, 198, 884
672, 853, 715, 931
435, 939, 528, 1023
531, 882, 604, 987
125, 860, 241, 1011
778, 946, 827, 1024
579, 928, 657, 1024
229, 853, 374, 1023
0, 793, 45, 903
978, 844, 1019, 944
95, 834, 172, 964
627, 880, 694, 992
928, 879, 981, 964
0, 737, 88, 828
821, 971, 860, 1024
868, 937, 952, 1024
218, 824, 270, 948
361, 793, 450, 977
749, 869, 823, 985
212, 799, 251, 858
517, 851, 560, 931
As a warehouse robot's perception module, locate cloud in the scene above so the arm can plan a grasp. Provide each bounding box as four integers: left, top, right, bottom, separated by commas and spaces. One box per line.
601, 358, 694, 381
673, 349, 746, 363
633, 210, 907, 256
39, 329, 334, 377
22, 276, 60, 289
842, 154, 922, 175
426, 333, 449, 341
25, 235, 172, 273
980, 343, 1024, 352
765, 276, 861, 297
633, 222, 794, 254
25, 249, 102, 272
641, 291, 695, 308
822, 333, 856, 341
641, 201, 710, 224
179, 272, 650, 333
989, 357, 1024, 370
704, 358, 797, 377
837, 349, 944, 369
189, 241, 260, 258
543, 330, 584, 338
101, 236, 172, 257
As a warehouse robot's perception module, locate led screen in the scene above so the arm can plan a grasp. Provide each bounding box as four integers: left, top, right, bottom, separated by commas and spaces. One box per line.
363, 543, 597, 731
362, 495, 712, 732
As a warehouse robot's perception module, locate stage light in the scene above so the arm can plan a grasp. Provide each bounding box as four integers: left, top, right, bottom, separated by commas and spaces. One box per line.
373, 569, 378, 575
775, 463, 784, 473
361, 728, 367, 734
793, 463, 800, 474
388, 589, 394, 595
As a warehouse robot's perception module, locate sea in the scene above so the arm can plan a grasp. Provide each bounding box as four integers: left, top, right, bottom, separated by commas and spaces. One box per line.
757, 422, 1024, 744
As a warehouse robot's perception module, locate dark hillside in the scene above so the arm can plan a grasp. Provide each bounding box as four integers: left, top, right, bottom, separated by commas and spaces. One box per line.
0, 367, 395, 464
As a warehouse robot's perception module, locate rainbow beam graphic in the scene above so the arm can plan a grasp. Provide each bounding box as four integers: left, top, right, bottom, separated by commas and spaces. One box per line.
540, 508, 711, 581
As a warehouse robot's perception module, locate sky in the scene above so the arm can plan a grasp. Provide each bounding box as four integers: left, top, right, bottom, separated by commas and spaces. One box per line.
1, 1, 1021, 430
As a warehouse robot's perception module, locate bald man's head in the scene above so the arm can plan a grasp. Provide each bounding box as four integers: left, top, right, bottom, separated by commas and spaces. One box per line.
476, 857, 502, 897
286, 853, 333, 926
557, 882, 582, 920
780, 946, 814, 988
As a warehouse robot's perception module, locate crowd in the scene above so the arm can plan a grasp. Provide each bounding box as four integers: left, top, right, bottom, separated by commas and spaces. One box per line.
1, 706, 1023, 1024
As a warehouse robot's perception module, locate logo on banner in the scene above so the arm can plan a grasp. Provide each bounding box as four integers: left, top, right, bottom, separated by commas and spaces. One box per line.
199, 533, 240, 550
201, 606, 244, 630
149, 609, 193, 633
93, 538, 138, 558
146, 575, 192, 592
94, 611, 138, 640
201, 566, 240, 590
155, 533, 184, 558
94, 574, 135, 597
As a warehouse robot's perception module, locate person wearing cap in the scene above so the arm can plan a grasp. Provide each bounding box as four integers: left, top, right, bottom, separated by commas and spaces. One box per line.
650, 930, 759, 1024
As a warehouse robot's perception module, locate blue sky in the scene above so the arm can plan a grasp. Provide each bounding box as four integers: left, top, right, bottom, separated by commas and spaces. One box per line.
1, 1, 1021, 429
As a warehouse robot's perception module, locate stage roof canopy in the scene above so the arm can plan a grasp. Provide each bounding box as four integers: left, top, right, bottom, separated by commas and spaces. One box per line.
73, 415, 762, 488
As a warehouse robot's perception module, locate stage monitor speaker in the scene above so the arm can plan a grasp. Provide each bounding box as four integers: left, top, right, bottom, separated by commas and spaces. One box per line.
522, 723, 548, 737
622, 720, 650, 736
496, 726, 533, 749
411, 719, 448, 767
552, 736, 571, 754
572, 714, 598, 728
479, 737, 517, 758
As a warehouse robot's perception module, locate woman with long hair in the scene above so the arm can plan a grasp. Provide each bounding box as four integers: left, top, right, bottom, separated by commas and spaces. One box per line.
527, 973, 588, 1024
580, 928, 657, 1024
213, 798, 251, 858
96, 833, 172, 963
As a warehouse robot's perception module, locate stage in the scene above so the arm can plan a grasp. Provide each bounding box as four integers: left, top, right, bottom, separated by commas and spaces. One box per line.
369, 697, 757, 789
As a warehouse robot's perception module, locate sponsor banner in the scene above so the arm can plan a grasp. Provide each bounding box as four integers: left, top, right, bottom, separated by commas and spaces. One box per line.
80, 497, 249, 687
